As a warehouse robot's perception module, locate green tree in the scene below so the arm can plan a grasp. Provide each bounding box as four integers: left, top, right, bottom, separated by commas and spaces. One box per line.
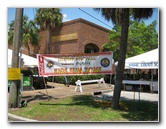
94, 8, 153, 109
8, 21, 15, 45
22, 16, 40, 56
8, 15, 40, 56
103, 20, 158, 61
34, 8, 63, 54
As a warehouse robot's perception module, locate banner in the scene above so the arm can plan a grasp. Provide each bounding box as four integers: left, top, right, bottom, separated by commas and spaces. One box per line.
37, 52, 113, 76
125, 62, 158, 69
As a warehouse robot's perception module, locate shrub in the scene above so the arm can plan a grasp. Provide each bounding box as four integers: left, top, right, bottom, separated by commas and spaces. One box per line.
48, 75, 106, 85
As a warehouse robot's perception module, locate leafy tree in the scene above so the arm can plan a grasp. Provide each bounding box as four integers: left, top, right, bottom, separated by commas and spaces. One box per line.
103, 20, 158, 61
8, 21, 15, 45
34, 8, 63, 54
94, 8, 153, 109
8, 15, 40, 56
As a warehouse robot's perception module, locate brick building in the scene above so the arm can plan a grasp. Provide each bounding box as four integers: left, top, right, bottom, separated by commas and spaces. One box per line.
34, 18, 110, 55
9, 18, 110, 56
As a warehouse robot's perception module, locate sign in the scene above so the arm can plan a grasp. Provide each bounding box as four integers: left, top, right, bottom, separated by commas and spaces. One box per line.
126, 62, 158, 69
23, 76, 31, 86
37, 52, 113, 76
51, 33, 78, 42
8, 68, 21, 80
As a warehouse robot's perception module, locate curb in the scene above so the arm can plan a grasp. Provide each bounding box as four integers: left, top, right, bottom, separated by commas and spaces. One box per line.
8, 113, 38, 122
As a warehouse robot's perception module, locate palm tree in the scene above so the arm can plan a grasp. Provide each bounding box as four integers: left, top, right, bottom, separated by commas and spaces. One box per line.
8, 15, 40, 56
94, 8, 153, 109
34, 8, 63, 54
8, 21, 15, 45
23, 16, 40, 56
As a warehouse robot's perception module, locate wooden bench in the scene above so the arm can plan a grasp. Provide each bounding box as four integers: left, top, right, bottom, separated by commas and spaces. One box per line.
75, 78, 106, 92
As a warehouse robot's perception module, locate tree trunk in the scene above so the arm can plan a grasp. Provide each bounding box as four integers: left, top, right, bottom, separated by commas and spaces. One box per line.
111, 9, 129, 109
27, 43, 31, 56
9, 8, 23, 108
47, 28, 51, 54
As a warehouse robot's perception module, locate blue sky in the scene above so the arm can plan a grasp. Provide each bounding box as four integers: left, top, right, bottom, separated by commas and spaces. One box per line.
8, 8, 159, 31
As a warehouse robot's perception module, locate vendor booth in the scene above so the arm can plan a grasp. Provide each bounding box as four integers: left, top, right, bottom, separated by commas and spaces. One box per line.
116, 48, 158, 92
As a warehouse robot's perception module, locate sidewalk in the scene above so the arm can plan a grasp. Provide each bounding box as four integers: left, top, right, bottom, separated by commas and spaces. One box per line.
103, 91, 159, 103
8, 113, 37, 122
19, 82, 114, 103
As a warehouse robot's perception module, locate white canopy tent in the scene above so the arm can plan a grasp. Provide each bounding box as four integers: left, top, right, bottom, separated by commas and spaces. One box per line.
125, 48, 158, 69
115, 48, 159, 92
115, 48, 158, 69
8, 49, 38, 67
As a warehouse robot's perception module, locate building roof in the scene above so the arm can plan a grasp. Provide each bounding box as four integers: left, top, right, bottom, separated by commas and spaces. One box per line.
62, 18, 110, 33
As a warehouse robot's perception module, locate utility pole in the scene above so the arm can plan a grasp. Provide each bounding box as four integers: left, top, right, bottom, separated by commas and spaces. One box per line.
9, 8, 23, 108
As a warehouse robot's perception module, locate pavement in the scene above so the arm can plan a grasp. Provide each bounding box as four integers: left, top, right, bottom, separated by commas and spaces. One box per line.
8, 82, 159, 122
8, 113, 37, 122
103, 90, 159, 103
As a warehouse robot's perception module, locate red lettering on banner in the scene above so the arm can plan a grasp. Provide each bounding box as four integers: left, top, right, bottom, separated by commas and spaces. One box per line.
69, 68, 82, 74
54, 68, 68, 74
84, 67, 102, 74
38, 55, 44, 76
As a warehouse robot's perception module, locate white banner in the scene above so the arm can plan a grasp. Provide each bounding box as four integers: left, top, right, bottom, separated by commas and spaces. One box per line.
37, 52, 113, 76
125, 62, 158, 69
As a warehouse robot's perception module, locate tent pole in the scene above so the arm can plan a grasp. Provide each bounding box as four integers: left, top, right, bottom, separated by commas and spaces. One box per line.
151, 70, 154, 94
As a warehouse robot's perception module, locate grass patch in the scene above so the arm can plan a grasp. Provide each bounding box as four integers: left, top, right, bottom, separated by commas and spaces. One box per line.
8, 95, 158, 121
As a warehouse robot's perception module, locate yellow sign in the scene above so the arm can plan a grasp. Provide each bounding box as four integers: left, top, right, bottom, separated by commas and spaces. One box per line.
51, 33, 78, 42
8, 68, 21, 80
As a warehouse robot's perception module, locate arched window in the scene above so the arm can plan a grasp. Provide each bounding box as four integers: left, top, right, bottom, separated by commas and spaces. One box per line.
84, 43, 99, 53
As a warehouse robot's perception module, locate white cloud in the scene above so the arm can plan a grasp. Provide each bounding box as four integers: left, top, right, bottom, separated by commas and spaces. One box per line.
63, 14, 67, 18
62, 13, 71, 22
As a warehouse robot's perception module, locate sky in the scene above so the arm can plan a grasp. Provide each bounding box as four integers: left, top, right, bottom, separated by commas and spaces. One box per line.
8, 8, 159, 31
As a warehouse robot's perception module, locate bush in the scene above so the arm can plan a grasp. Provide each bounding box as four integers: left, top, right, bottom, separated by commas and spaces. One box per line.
48, 75, 106, 85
